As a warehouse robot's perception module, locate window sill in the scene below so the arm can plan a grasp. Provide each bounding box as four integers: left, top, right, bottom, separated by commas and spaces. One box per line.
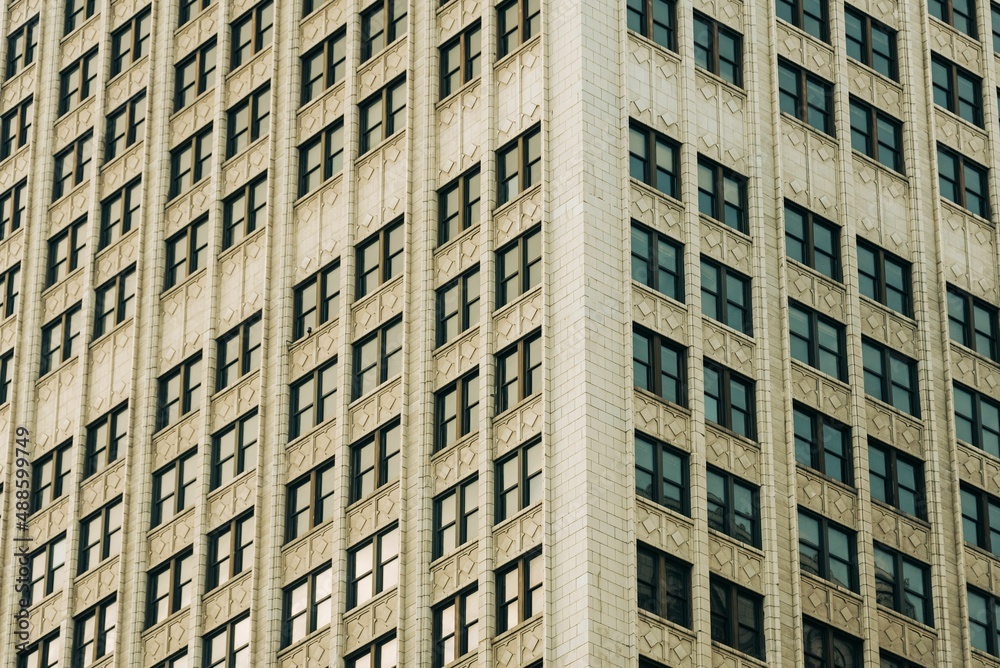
875, 602, 936, 632
281, 519, 335, 554
850, 148, 906, 180
286, 416, 336, 447
436, 76, 481, 108
633, 387, 690, 417
705, 420, 756, 447
694, 66, 745, 97
858, 293, 916, 326
949, 340, 1000, 371
294, 170, 344, 206
90, 316, 134, 349
433, 221, 480, 260
227, 45, 272, 83
938, 195, 992, 227
871, 498, 930, 528
222, 134, 269, 168
698, 211, 751, 241
160, 266, 207, 301
778, 111, 835, 143
626, 30, 680, 61
845, 57, 900, 88
494, 34, 540, 69
795, 462, 856, 495
774, 16, 832, 49
863, 393, 921, 424
707, 526, 763, 555
356, 128, 406, 164
785, 258, 843, 288
359, 35, 407, 70
494, 499, 541, 533
493, 182, 542, 217
494, 613, 543, 644
36, 355, 79, 384
492, 390, 541, 422
297, 79, 346, 117
218, 224, 267, 263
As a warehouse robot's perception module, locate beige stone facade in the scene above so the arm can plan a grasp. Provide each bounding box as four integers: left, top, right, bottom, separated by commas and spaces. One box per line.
0, 0, 999, 666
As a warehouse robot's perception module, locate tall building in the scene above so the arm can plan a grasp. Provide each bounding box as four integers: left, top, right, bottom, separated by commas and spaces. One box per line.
2, 0, 1000, 665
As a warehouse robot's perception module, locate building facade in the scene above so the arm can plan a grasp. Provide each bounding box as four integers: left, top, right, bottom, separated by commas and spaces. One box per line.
0, 0, 999, 665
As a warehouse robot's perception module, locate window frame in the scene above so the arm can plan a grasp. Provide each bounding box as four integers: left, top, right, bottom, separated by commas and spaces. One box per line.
962, 483, 1000, 557
496, 438, 542, 523
873, 542, 933, 625
497, 0, 541, 58
84, 402, 128, 479
349, 419, 401, 502
360, 0, 407, 62
798, 509, 857, 591
73, 596, 118, 666
216, 313, 262, 392
777, 58, 834, 135
222, 173, 268, 249
173, 39, 217, 111
39, 304, 82, 376
693, 12, 742, 86
0, 262, 20, 319
77, 498, 123, 574
632, 325, 687, 406
793, 403, 852, 484
145, 549, 194, 628
937, 144, 990, 218
110, 8, 151, 77
0, 179, 27, 240
869, 439, 926, 519
58, 48, 99, 115
359, 76, 406, 154
156, 353, 203, 431
496, 227, 541, 308
30, 441, 72, 513
52, 131, 94, 200
105, 91, 146, 162
802, 617, 863, 668
629, 120, 680, 198
281, 564, 334, 647
164, 216, 208, 290
46, 217, 87, 287
707, 466, 760, 548
497, 124, 542, 205
285, 460, 337, 543
948, 285, 1000, 361
635, 432, 688, 514
631, 220, 683, 301
704, 361, 756, 439
206, 511, 255, 590
1, 96, 32, 160
637, 542, 691, 626
845, 5, 897, 79
293, 261, 341, 340
788, 301, 848, 381
209, 410, 259, 490
203, 613, 251, 668
929, 0, 977, 37
436, 266, 481, 347
230, 0, 274, 68
434, 370, 480, 452
355, 218, 404, 298
784, 201, 840, 280
440, 21, 482, 99
6, 17, 39, 80
150, 449, 198, 528
496, 548, 543, 633
432, 586, 479, 668
627, 0, 677, 50
709, 576, 765, 660
433, 475, 479, 559
849, 97, 904, 172
495, 330, 542, 413
288, 358, 338, 441
861, 338, 919, 416
297, 119, 345, 198
438, 166, 481, 246
26, 535, 66, 606
954, 382, 1000, 457
700, 257, 752, 335
351, 318, 403, 399
93, 265, 137, 339
347, 523, 400, 609
932, 54, 983, 126
226, 85, 271, 159
168, 124, 214, 199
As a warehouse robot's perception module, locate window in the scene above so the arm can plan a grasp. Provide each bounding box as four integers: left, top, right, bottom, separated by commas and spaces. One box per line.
962, 484, 1000, 556
994, 3, 1000, 52
203, 614, 251, 668
226, 85, 270, 157
0, 263, 19, 318
46, 217, 87, 286
704, 362, 755, 438
845, 6, 896, 78
701, 258, 752, 334
6, 17, 39, 79
174, 39, 217, 111
110, 8, 150, 76
231, 0, 273, 68
932, 55, 982, 125
497, 227, 541, 307
350, 420, 400, 501
359, 77, 406, 153
297, 120, 344, 197
496, 330, 542, 413
40, 304, 82, 376
707, 467, 759, 547
285, 460, 336, 542
632, 327, 686, 405
30, 442, 71, 513
777, 0, 827, 39
861, 339, 919, 416
793, 404, 851, 484
169, 125, 213, 199
436, 267, 480, 346
698, 158, 747, 233
210, 410, 259, 489
849, 98, 903, 172
105, 92, 146, 162
179, 0, 212, 25
497, 125, 542, 205
301, 31, 346, 105
970, 587, 1000, 656
629, 121, 679, 198
164, 216, 208, 289
216, 314, 262, 391
27, 536, 66, 605
803, 618, 862, 668
53, 132, 94, 200
954, 383, 1000, 457
949, 285, 999, 361
938, 145, 989, 217
361, 0, 407, 61
94, 266, 137, 338
1, 96, 32, 159
929, 0, 976, 36
438, 167, 481, 245
496, 439, 542, 522
282, 565, 333, 647
435, 371, 480, 452
778, 59, 834, 134
288, 359, 338, 440
710, 577, 765, 659
627, 0, 676, 50
784, 202, 840, 280
798, 510, 856, 590
441, 22, 481, 98
0, 180, 27, 239
223, 174, 267, 249
789, 302, 847, 381
347, 523, 399, 608
433, 476, 479, 558
151, 450, 197, 527
78, 499, 123, 573
433, 587, 479, 667
0, 350, 12, 405
693, 13, 741, 86
631, 222, 683, 300
873, 543, 932, 625
497, 549, 542, 632
84, 402, 128, 478
352, 318, 402, 399
156, 354, 203, 430
293, 262, 340, 339
17, 632, 62, 668
880, 652, 923, 668
637, 543, 690, 625
100, 178, 142, 250
346, 634, 398, 668
870, 440, 926, 519
146, 550, 194, 627
635, 432, 687, 513
73, 596, 117, 667
498, 0, 540, 57
59, 48, 98, 116
356, 219, 404, 298
207, 512, 254, 589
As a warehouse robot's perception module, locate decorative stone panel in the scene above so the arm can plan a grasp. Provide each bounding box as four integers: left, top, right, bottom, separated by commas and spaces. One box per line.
434, 326, 479, 386
789, 363, 852, 423
638, 611, 696, 667
34, 360, 81, 452
207, 471, 257, 526
849, 0, 897, 25
493, 615, 543, 667
776, 21, 836, 80
797, 467, 857, 527
952, 347, 1000, 398
142, 609, 190, 668
300, 0, 346, 50
282, 523, 334, 584
74, 557, 120, 613
202, 571, 253, 631
781, 118, 840, 220
627, 35, 682, 136
434, 225, 481, 285
636, 498, 693, 562
28, 591, 63, 640
0, 145, 30, 192
54, 98, 96, 147
1, 65, 35, 108
49, 183, 90, 233
79, 459, 127, 517
164, 179, 213, 237
152, 412, 200, 470
431, 541, 478, 603
702, 320, 754, 377
493, 185, 542, 248
278, 628, 330, 668
106, 57, 148, 106
495, 37, 543, 145
437, 81, 485, 182
28, 498, 69, 544
851, 161, 909, 250
693, 72, 747, 171
708, 533, 764, 592
494, 289, 541, 350
711, 641, 768, 667
41, 272, 84, 320
94, 228, 139, 285
494, 503, 542, 564
148, 508, 197, 559
865, 400, 923, 459
357, 38, 408, 99
633, 390, 692, 450
159, 272, 210, 366
799, 573, 864, 636
352, 276, 404, 338
432, 432, 479, 495
965, 545, 1000, 593
211, 372, 260, 430
286, 420, 337, 481
226, 49, 272, 105
175, 5, 218, 57
170, 96, 216, 148
957, 443, 1000, 498
355, 133, 408, 236
349, 377, 402, 441
60, 16, 101, 67
289, 321, 340, 380
700, 216, 752, 276
492, 393, 542, 457
298, 82, 346, 139
632, 284, 687, 345
293, 178, 346, 283
786, 262, 845, 319
438, 0, 483, 41
222, 142, 268, 196
343, 589, 398, 653
935, 108, 990, 166
939, 199, 996, 301
630, 181, 685, 241
705, 425, 760, 484
846, 60, 902, 110
877, 607, 936, 665
859, 297, 917, 352
870, 502, 930, 562
928, 18, 982, 73
88, 325, 134, 418
346, 481, 399, 545
217, 233, 266, 332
